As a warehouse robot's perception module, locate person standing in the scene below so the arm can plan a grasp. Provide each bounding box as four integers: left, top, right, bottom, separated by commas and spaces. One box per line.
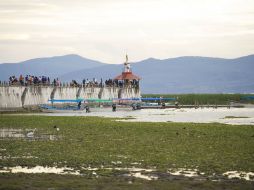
112, 103, 116, 112
77, 101, 81, 110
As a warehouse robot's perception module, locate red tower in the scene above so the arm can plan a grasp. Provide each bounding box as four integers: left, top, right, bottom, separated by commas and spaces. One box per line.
114, 55, 141, 86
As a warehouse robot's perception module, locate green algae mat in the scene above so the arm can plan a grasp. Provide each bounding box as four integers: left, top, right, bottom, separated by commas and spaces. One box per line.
0, 115, 253, 189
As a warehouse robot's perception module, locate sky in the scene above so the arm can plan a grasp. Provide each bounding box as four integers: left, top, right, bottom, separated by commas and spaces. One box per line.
0, 0, 254, 64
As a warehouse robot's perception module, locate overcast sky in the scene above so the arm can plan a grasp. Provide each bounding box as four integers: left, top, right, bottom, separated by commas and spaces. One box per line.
0, 0, 254, 63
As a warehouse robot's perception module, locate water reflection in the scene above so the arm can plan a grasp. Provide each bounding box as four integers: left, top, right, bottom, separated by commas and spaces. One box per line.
0, 128, 60, 141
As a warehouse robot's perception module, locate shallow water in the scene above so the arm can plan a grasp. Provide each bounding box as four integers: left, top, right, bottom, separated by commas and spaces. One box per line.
0, 166, 253, 181
223, 171, 254, 181
0, 166, 79, 175
0, 128, 60, 141
29, 107, 254, 125
0, 128, 25, 138
168, 168, 200, 177
126, 172, 158, 180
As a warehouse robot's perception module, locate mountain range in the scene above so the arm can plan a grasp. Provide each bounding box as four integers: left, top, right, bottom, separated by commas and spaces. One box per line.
0, 54, 254, 93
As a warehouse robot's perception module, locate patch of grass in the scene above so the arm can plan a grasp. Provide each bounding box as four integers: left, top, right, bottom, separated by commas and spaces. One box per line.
0, 173, 254, 190
223, 116, 250, 119
0, 115, 253, 175
124, 116, 136, 119
143, 94, 254, 105
116, 117, 136, 120
1, 115, 254, 189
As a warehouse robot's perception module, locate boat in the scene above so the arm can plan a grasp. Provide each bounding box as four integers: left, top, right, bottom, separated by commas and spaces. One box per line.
39, 99, 84, 113
39, 98, 113, 113
39, 97, 177, 113
113, 97, 176, 109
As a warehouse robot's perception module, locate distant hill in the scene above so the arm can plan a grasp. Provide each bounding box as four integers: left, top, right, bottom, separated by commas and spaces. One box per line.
1, 54, 254, 93
0, 54, 105, 80
133, 55, 254, 93
59, 55, 254, 93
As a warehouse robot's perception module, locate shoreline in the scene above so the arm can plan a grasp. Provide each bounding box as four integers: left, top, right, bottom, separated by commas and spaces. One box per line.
1, 107, 254, 125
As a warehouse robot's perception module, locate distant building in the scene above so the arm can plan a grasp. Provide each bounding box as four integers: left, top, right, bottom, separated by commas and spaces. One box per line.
114, 55, 141, 87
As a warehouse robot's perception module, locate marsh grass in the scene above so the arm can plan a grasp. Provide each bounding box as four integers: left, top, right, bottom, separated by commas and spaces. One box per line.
0, 115, 253, 175
143, 94, 254, 105
1, 115, 254, 189
223, 116, 250, 119
0, 173, 254, 190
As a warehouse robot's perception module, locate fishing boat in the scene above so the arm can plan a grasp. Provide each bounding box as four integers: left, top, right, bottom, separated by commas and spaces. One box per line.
136, 97, 176, 109
39, 96, 177, 113
39, 98, 113, 113
113, 97, 176, 109
40, 99, 81, 113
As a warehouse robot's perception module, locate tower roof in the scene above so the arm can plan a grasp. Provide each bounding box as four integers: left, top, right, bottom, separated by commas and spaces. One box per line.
114, 72, 141, 80
114, 55, 141, 81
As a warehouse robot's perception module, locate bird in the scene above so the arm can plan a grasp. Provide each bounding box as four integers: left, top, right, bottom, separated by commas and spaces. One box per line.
53, 125, 60, 131
26, 128, 36, 138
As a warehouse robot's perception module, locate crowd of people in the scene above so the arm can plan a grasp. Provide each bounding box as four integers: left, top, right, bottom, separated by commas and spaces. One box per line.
82, 78, 102, 87
8, 75, 55, 86
63, 78, 139, 88
3, 75, 139, 88
104, 79, 139, 88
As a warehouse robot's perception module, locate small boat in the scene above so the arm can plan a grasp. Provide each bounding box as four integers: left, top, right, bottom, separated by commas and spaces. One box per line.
39, 104, 86, 113
39, 97, 177, 112
39, 98, 113, 113
115, 97, 176, 109
39, 98, 83, 113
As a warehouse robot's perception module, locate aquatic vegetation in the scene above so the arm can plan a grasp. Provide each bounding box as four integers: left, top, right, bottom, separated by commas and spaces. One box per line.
223, 116, 250, 119
143, 93, 254, 105
0, 115, 253, 189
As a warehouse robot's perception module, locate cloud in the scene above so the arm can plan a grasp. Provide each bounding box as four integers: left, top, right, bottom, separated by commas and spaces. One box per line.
0, 0, 254, 63
0, 34, 30, 41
